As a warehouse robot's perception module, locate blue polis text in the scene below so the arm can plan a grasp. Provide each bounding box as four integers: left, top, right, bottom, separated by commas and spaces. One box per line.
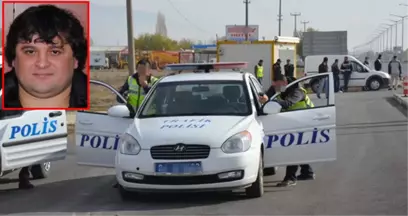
80, 134, 121, 150
266, 128, 330, 148
9, 117, 57, 139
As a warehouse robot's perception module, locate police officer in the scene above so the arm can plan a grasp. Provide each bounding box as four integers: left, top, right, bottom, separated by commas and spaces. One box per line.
363, 57, 369, 67
331, 59, 341, 93
317, 57, 329, 98
117, 59, 159, 111
374, 54, 382, 71
255, 59, 264, 85
271, 77, 316, 187
273, 59, 283, 82
340, 56, 353, 92
284, 59, 295, 78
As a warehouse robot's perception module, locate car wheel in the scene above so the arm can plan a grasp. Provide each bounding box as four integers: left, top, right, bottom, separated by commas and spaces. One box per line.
118, 185, 137, 200
31, 162, 51, 179
245, 151, 264, 198
367, 77, 382, 91
264, 167, 277, 176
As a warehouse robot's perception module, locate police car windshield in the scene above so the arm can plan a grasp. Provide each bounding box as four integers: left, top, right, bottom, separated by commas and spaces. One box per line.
139, 80, 251, 118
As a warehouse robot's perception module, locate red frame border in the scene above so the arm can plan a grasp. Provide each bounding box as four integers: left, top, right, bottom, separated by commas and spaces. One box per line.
1, 0, 91, 111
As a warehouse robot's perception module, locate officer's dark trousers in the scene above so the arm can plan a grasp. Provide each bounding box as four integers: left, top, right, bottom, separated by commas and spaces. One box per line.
19, 166, 30, 183
257, 77, 263, 85
343, 72, 351, 92
334, 73, 340, 92
284, 164, 314, 181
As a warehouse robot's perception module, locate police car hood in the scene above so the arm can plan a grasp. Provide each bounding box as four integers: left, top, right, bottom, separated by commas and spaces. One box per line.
132, 116, 253, 148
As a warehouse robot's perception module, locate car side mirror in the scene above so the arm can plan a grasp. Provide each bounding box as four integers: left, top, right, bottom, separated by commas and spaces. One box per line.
108, 105, 131, 118
263, 101, 282, 114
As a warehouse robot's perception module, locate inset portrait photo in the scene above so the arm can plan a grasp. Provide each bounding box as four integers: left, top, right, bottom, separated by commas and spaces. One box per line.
2, 0, 90, 110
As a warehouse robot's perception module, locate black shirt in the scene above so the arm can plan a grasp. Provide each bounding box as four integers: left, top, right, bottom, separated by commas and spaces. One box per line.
331, 63, 340, 75
3, 69, 88, 108
284, 63, 294, 77
318, 63, 328, 73
273, 63, 283, 81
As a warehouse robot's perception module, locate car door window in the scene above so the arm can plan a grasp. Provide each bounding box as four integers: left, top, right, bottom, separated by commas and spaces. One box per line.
351, 61, 364, 72
271, 74, 333, 112
248, 79, 262, 111
87, 80, 127, 113
250, 77, 263, 94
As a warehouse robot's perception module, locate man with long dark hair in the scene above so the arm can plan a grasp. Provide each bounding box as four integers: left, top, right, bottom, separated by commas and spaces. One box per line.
3, 4, 88, 109
2, 4, 88, 189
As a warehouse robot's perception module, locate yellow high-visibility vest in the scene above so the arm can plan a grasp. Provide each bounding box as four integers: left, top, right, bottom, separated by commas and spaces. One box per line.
127, 76, 158, 110
256, 65, 264, 78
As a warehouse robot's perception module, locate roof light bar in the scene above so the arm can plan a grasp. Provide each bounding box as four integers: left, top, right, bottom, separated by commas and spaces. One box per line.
165, 62, 248, 72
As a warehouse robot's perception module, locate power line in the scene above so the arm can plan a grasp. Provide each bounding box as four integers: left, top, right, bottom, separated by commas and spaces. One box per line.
167, 0, 209, 33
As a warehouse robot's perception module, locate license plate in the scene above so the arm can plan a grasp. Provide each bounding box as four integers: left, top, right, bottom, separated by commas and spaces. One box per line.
155, 162, 202, 175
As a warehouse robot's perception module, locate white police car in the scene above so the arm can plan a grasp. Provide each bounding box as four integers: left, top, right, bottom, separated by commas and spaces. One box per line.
0, 90, 68, 179
76, 62, 337, 199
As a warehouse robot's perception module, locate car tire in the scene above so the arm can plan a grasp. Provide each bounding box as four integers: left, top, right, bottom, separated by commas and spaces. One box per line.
31, 162, 51, 179
245, 151, 264, 198
118, 185, 136, 200
366, 77, 382, 91
264, 167, 277, 176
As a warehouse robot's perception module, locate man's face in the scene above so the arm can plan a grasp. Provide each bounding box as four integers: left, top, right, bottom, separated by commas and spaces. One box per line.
13, 35, 78, 99
286, 60, 290, 65
344, 57, 348, 62
137, 64, 151, 76
259, 61, 263, 66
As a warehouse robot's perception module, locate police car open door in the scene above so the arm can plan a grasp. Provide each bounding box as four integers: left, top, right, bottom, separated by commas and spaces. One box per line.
261, 73, 337, 167
75, 80, 133, 168
0, 109, 68, 172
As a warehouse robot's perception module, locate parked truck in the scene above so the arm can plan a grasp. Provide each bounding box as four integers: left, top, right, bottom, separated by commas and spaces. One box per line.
90, 51, 108, 70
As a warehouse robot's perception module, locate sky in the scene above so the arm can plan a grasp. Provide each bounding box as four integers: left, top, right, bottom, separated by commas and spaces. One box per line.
1, 0, 408, 51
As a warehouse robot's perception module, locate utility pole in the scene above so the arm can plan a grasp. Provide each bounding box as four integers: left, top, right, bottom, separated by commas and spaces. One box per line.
385, 23, 393, 51
389, 19, 399, 48
301, 21, 309, 32
390, 14, 408, 50
244, 0, 250, 41
290, 12, 301, 36
126, 0, 136, 76
278, 0, 282, 36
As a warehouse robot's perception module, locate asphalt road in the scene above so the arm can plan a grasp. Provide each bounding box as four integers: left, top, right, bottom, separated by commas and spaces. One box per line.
0, 90, 407, 215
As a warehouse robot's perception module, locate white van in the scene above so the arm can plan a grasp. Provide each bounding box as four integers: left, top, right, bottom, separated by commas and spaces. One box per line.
304, 55, 391, 92
0, 90, 68, 180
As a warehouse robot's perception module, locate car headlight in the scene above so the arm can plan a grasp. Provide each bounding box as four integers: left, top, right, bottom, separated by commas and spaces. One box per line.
119, 133, 141, 155
221, 131, 252, 154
